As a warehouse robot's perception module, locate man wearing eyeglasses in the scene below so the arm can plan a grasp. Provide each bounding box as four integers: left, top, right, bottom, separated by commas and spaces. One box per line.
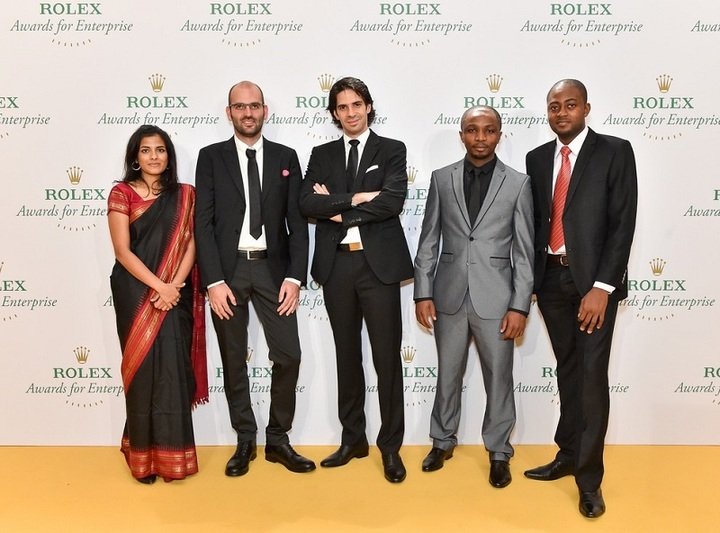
195, 80, 315, 477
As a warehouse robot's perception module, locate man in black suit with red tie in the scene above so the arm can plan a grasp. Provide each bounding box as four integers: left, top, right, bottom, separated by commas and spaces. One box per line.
195, 81, 315, 477
299, 77, 413, 483
524, 79, 638, 518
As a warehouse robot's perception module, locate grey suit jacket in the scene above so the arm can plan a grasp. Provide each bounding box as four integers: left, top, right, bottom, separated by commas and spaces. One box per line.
414, 157, 534, 319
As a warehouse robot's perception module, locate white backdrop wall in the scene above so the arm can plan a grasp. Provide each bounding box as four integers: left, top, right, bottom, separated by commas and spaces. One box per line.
2, 0, 719, 446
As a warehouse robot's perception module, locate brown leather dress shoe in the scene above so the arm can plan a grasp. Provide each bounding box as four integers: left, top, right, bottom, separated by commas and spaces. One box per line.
422, 447, 454, 472
265, 443, 316, 473
489, 460, 512, 488
579, 488, 606, 518
523, 459, 574, 481
225, 441, 257, 477
320, 443, 370, 467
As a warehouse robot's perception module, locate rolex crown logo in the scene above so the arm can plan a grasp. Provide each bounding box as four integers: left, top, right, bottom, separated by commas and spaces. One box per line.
67, 166, 83, 185
486, 74, 503, 93
73, 346, 90, 364
401, 346, 416, 364
318, 73, 334, 93
149, 73, 166, 93
656, 74, 672, 93
649, 257, 666, 276
246, 347, 253, 363
406, 166, 418, 185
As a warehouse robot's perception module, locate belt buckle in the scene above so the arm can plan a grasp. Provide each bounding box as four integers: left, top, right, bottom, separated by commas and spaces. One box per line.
559, 254, 569, 267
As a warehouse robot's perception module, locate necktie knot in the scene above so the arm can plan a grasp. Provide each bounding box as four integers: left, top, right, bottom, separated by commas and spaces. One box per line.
246, 148, 257, 159
560, 145, 570, 158
349, 139, 360, 148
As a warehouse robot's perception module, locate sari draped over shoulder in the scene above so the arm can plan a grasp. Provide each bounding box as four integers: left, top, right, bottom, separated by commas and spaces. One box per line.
109, 182, 208, 481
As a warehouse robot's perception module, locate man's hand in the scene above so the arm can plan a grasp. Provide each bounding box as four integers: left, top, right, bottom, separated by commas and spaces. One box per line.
578, 287, 609, 334
313, 183, 330, 195
313, 183, 342, 222
416, 300, 437, 330
352, 191, 380, 205
500, 310, 527, 340
277, 280, 300, 316
208, 282, 236, 320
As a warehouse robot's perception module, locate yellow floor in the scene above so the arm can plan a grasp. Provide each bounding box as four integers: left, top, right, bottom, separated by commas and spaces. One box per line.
1, 445, 716, 532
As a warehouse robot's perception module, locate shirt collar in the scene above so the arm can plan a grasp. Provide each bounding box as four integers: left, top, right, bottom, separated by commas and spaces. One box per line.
343, 128, 371, 148
555, 126, 588, 158
234, 135, 263, 154
464, 155, 497, 176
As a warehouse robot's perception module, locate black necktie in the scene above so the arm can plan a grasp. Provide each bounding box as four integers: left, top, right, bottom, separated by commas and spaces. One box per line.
346, 139, 360, 192
246, 148, 262, 239
467, 168, 483, 224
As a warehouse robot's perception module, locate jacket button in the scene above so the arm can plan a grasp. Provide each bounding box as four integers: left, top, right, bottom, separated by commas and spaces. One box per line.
469, 237, 474, 241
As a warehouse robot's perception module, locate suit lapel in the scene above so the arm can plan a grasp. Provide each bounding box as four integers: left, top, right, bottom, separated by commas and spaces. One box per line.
221, 138, 246, 206
356, 131, 380, 190
473, 160, 507, 229
539, 142, 555, 212
450, 161, 471, 227
261, 137, 276, 203
566, 128, 597, 209
330, 138, 346, 190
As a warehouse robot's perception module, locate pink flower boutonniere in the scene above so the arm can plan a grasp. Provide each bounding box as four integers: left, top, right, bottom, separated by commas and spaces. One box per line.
282, 169, 290, 177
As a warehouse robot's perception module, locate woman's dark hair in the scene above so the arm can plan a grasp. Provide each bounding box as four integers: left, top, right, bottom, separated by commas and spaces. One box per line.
122, 124, 179, 191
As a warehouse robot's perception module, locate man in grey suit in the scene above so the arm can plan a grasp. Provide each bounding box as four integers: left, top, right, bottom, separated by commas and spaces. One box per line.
414, 106, 534, 488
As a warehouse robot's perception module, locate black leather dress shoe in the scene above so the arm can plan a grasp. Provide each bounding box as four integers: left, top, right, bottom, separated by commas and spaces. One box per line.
225, 441, 257, 477
265, 443, 316, 473
489, 460, 512, 488
137, 475, 157, 484
382, 452, 407, 483
579, 489, 605, 518
422, 447, 454, 472
523, 459, 574, 481
320, 443, 369, 467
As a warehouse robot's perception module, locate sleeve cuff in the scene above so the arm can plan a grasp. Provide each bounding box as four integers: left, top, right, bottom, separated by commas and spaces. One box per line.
593, 281, 615, 294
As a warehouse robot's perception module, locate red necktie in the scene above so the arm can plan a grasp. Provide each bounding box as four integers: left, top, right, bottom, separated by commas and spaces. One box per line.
549, 146, 571, 252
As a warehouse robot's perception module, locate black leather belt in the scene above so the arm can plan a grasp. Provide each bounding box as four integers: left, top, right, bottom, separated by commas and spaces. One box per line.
338, 243, 363, 252
547, 254, 569, 267
238, 249, 267, 260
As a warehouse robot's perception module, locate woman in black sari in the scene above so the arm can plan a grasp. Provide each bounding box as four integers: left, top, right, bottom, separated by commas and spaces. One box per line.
108, 125, 207, 484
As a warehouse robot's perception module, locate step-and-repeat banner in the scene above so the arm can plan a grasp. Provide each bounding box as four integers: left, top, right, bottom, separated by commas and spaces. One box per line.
2, 1, 719, 445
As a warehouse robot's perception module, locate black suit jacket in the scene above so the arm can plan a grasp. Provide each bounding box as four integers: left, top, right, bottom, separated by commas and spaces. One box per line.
194, 136, 308, 289
299, 130, 413, 285
526, 128, 637, 300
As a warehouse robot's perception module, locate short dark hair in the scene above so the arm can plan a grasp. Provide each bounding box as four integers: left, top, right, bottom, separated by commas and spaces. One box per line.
460, 105, 502, 131
122, 125, 179, 191
547, 79, 588, 103
326, 76, 376, 129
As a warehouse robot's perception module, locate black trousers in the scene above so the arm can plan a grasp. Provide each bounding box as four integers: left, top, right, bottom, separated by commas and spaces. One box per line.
212, 254, 301, 446
536, 263, 619, 491
322, 249, 405, 454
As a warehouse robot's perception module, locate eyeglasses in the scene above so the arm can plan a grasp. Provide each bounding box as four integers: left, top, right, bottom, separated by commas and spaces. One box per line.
229, 102, 263, 111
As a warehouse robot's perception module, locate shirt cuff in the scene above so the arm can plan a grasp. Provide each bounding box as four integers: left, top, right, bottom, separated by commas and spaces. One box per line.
285, 277, 301, 287
207, 280, 225, 289
593, 281, 615, 294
